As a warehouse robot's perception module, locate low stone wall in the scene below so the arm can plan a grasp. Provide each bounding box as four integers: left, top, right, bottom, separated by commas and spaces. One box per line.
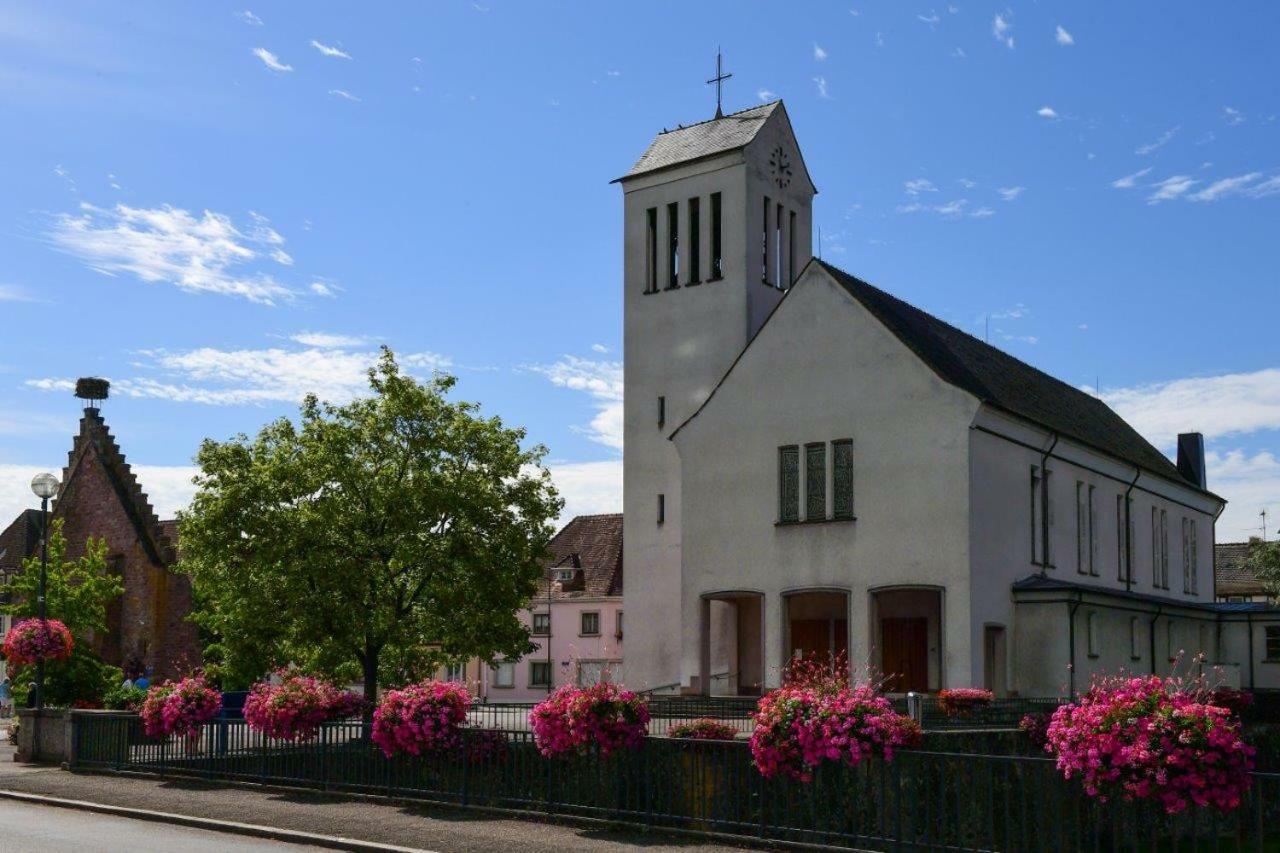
15, 708, 72, 764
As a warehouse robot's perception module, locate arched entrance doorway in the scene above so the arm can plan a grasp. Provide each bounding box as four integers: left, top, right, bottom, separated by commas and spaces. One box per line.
699, 592, 764, 696
871, 587, 942, 693
783, 589, 849, 669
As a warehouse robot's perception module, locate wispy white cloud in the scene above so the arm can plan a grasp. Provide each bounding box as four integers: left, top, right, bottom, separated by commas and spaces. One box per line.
252, 47, 293, 72
605, 70, 621, 77
237, 9, 262, 26
812, 76, 831, 99
992, 12, 1014, 49
1135, 126, 1178, 156
1111, 167, 1153, 189
933, 199, 967, 217
309, 281, 339, 297
970, 206, 996, 218
1037, 105, 1059, 119
918, 11, 941, 26
328, 89, 360, 102
1055, 25, 1074, 46
757, 88, 776, 102
991, 304, 1029, 320
310, 39, 351, 60
1223, 106, 1245, 126
904, 178, 937, 196
813, 43, 828, 61
27, 343, 452, 407
1189, 172, 1264, 202
525, 356, 623, 451
290, 332, 370, 348
957, 178, 977, 189
951, 47, 967, 59
47, 203, 300, 304
545, 460, 622, 525
1146, 175, 1197, 204
1205, 450, 1280, 540
1102, 367, 1280, 448
998, 186, 1025, 201
590, 343, 609, 354
0, 284, 41, 302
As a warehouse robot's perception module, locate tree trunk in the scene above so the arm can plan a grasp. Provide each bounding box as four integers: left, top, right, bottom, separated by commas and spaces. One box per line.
361, 648, 379, 734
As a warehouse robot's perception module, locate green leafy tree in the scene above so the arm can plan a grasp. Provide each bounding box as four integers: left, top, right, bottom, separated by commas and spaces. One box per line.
2, 519, 126, 705
1246, 537, 1280, 597
178, 349, 562, 711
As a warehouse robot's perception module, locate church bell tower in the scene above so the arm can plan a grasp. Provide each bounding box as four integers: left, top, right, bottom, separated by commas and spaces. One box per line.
615, 87, 816, 692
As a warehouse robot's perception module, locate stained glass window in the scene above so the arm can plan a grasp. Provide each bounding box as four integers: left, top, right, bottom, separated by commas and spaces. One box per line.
833, 440, 854, 520
806, 443, 826, 521
779, 446, 799, 523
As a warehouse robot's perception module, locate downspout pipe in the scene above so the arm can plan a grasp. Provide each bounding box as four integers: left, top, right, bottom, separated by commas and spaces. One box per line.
1067, 592, 1082, 698
1148, 603, 1164, 676
1247, 613, 1256, 690
1123, 468, 1141, 593
1040, 433, 1060, 574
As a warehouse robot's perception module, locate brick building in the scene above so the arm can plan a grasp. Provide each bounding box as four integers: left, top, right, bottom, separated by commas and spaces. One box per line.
0, 404, 200, 680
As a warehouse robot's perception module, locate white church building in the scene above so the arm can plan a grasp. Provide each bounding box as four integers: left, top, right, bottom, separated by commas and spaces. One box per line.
616, 99, 1280, 699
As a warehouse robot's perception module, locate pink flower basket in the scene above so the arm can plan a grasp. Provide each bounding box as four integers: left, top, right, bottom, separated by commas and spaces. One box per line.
1, 618, 74, 667
749, 683, 921, 782
668, 718, 740, 741
140, 676, 222, 739
936, 687, 994, 717
530, 682, 650, 758
371, 680, 472, 758
1045, 675, 1255, 814
243, 671, 364, 742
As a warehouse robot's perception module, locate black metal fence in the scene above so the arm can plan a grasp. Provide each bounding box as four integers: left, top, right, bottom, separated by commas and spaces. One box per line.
71, 712, 1280, 852
916, 696, 1064, 730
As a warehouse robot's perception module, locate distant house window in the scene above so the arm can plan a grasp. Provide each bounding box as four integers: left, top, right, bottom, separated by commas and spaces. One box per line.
616, 611, 623, 638
1130, 617, 1140, 660
530, 661, 552, 688
581, 612, 600, 636
532, 612, 550, 635
657, 493, 665, 525
688, 197, 701, 283
832, 439, 854, 520
445, 663, 465, 683
645, 207, 658, 294
710, 192, 723, 279
657, 396, 665, 428
1086, 612, 1099, 657
666, 202, 680, 289
492, 661, 515, 689
805, 442, 826, 520
1266, 626, 1280, 661
778, 445, 800, 523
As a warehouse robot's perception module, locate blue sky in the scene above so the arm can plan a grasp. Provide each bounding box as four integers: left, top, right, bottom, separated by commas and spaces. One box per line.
1, 2, 1277, 540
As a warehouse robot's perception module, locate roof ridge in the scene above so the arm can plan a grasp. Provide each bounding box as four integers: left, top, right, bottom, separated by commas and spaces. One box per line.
655, 100, 779, 136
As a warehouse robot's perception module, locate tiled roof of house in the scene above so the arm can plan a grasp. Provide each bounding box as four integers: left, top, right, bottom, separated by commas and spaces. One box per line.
815, 261, 1207, 493
59, 408, 178, 566
0, 508, 41, 581
617, 102, 779, 181
541, 513, 623, 600
1216, 541, 1268, 597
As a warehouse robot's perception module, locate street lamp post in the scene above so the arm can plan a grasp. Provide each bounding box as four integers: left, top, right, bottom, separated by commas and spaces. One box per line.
29, 473, 60, 713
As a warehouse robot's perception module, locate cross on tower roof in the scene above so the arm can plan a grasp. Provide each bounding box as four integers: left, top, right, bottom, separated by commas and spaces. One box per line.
706, 49, 732, 119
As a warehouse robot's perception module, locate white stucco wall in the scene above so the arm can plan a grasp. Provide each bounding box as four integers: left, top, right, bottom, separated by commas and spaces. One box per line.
673, 265, 981, 691
620, 106, 814, 692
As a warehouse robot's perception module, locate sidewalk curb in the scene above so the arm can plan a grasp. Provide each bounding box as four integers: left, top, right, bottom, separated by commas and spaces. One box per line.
0, 788, 436, 852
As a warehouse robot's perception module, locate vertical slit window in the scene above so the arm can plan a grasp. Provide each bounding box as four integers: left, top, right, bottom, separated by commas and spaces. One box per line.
1088, 485, 1097, 575
779, 446, 799, 523
657, 396, 665, 428
1076, 482, 1087, 575
1030, 466, 1042, 565
688, 197, 701, 283
666, 202, 679, 288
1152, 507, 1160, 588
775, 202, 783, 287
1160, 509, 1169, 589
832, 439, 854, 520
710, 192, 723, 279
644, 207, 657, 294
1182, 517, 1191, 593
657, 493, 665, 525
1042, 468, 1053, 567
805, 442, 826, 520
1117, 495, 1127, 581
762, 196, 771, 283
788, 210, 797, 286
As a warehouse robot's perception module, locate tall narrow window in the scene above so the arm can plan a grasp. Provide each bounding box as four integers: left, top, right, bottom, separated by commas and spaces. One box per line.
1030, 466, 1043, 565
666, 202, 679, 289
1130, 617, 1140, 660
761, 196, 771, 283
710, 192, 723, 279
657, 493, 665, 525
805, 443, 826, 520
1041, 467, 1054, 568
688, 197, 701, 283
1152, 507, 1161, 588
1182, 517, 1192, 591
657, 395, 665, 428
1117, 495, 1127, 582
779, 446, 800, 523
832, 439, 854, 520
1087, 485, 1097, 576
1087, 612, 1099, 657
1076, 482, 1088, 575
1160, 509, 1169, 589
775, 202, 783, 287
788, 210, 797, 286
1182, 517, 1191, 593
644, 207, 658, 294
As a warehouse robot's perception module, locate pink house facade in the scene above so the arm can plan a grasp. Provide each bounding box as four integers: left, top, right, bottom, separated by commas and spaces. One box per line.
446, 514, 625, 703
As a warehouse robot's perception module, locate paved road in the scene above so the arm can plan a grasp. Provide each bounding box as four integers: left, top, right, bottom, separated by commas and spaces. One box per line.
0, 799, 323, 852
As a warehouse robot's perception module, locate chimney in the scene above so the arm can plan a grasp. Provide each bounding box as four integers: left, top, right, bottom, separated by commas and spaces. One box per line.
1176, 432, 1206, 489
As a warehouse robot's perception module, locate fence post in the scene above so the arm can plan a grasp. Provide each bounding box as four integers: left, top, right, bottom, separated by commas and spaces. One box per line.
906, 692, 923, 724
461, 730, 470, 807
320, 723, 329, 793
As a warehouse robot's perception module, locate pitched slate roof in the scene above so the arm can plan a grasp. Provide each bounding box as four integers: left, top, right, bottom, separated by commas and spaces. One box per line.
1216, 541, 1269, 597
815, 261, 1207, 493
541, 513, 623, 600
0, 508, 41, 582
616, 102, 780, 182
